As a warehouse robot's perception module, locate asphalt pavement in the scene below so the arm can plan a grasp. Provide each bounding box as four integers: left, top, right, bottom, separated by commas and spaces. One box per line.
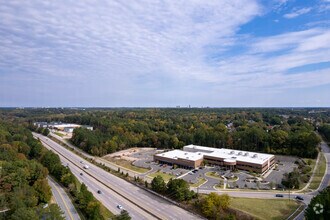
48, 176, 80, 220
35, 133, 201, 220
41, 132, 330, 220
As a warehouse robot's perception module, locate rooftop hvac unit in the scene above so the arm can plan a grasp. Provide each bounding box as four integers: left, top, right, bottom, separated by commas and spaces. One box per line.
230, 150, 235, 154
238, 152, 242, 155
253, 154, 258, 158
244, 152, 249, 156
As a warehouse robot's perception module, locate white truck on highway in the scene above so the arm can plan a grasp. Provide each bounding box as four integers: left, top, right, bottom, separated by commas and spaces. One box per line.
83, 164, 89, 169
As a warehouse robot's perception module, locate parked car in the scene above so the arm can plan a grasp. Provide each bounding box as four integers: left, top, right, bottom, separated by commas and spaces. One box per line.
275, 194, 284, 197
295, 196, 304, 201
117, 204, 123, 210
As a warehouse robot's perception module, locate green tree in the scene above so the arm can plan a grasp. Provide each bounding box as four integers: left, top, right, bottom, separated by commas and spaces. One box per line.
166, 179, 195, 201
33, 179, 52, 203
115, 210, 131, 220
86, 201, 104, 220
43, 204, 65, 220
305, 187, 330, 219
42, 128, 50, 136
151, 175, 166, 193
200, 193, 230, 219
10, 207, 38, 220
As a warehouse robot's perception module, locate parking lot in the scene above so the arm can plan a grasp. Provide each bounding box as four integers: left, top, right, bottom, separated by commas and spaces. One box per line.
146, 155, 298, 191
106, 147, 298, 191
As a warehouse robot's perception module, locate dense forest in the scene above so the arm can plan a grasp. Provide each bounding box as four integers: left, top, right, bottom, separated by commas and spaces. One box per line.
1, 108, 328, 159
319, 124, 330, 142
0, 119, 117, 220
65, 109, 321, 158
0, 120, 63, 219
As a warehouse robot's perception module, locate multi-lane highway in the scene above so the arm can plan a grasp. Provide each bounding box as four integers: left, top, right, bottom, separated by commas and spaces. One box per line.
34, 133, 201, 220
37, 131, 330, 220
48, 176, 81, 220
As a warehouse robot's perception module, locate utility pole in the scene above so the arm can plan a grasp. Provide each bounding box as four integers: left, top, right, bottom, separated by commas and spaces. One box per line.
289, 187, 290, 201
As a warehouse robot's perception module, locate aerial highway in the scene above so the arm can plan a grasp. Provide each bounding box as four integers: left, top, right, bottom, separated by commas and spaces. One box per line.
49, 132, 142, 179
36, 132, 330, 220
34, 133, 201, 220
48, 176, 81, 220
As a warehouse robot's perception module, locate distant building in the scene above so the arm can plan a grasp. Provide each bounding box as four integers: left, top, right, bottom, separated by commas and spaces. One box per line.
33, 122, 48, 128
63, 127, 75, 133
33, 122, 93, 133
81, 125, 93, 131
154, 144, 275, 174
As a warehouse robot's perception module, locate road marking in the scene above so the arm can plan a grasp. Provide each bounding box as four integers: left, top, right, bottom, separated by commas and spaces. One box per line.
48, 177, 75, 220
38, 135, 161, 220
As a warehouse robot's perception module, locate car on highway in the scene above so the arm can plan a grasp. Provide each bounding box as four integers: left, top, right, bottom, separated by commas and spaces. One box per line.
80, 173, 83, 176
83, 164, 89, 169
275, 194, 284, 197
97, 190, 102, 194
295, 196, 304, 201
117, 204, 123, 210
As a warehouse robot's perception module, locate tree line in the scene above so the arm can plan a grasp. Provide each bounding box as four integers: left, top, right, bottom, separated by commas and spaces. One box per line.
319, 124, 330, 142
150, 175, 234, 219
0, 120, 63, 219
62, 109, 321, 158
0, 120, 124, 220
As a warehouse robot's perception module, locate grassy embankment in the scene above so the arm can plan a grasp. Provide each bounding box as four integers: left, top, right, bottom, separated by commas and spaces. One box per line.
54, 132, 64, 137
230, 197, 300, 220
308, 153, 326, 190
190, 178, 207, 187
148, 171, 175, 182
106, 158, 150, 173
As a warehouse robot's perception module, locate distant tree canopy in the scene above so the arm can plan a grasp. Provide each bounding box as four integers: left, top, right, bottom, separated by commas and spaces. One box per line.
0, 108, 324, 158
319, 124, 330, 142
67, 109, 321, 158
0, 120, 62, 219
0, 119, 110, 220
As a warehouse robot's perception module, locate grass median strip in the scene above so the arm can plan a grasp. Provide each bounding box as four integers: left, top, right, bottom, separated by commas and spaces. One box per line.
308, 153, 326, 190
190, 178, 207, 187
205, 171, 223, 180
105, 158, 150, 173
230, 197, 299, 220
54, 132, 64, 137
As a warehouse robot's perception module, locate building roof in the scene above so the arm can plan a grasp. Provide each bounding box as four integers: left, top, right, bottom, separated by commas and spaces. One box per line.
156, 149, 204, 162
183, 145, 274, 165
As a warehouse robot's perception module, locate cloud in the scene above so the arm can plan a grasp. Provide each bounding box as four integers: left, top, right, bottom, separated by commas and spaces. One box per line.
283, 7, 312, 18
0, 0, 329, 107
0, 0, 261, 82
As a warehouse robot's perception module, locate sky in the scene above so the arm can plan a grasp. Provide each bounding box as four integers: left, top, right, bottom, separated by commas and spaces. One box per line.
0, 0, 329, 107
